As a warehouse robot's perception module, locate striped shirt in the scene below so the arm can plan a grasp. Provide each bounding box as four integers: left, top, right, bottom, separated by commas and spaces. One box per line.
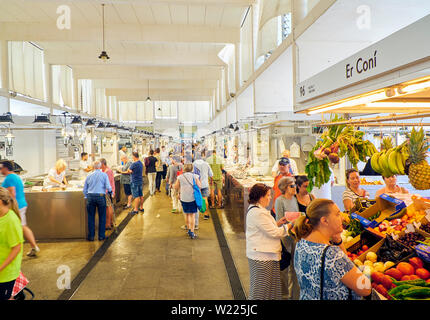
83, 170, 112, 198
342, 188, 369, 204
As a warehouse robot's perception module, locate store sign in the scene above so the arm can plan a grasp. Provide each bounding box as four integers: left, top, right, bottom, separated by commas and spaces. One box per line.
296, 15, 430, 105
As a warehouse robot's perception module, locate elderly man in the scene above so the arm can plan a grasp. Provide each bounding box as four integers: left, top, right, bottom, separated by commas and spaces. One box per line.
271, 150, 299, 177
83, 161, 112, 241
100, 158, 115, 230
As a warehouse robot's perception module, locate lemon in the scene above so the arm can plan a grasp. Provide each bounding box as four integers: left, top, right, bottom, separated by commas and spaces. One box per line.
364, 260, 373, 267
353, 259, 363, 267
366, 252, 378, 263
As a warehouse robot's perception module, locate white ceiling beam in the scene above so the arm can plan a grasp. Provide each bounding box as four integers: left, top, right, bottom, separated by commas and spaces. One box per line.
118, 96, 211, 102
22, 0, 255, 6
45, 50, 225, 66
74, 66, 222, 80
0, 23, 240, 44
93, 79, 218, 89
107, 88, 214, 96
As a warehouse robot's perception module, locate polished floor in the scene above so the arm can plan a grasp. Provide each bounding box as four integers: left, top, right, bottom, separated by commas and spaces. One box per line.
21, 186, 249, 300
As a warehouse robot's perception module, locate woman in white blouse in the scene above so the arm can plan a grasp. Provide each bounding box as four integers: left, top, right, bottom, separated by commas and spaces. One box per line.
246, 183, 289, 300
44, 159, 68, 187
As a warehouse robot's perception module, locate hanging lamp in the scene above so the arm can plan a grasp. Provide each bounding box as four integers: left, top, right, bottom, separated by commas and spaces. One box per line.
98, 4, 110, 61
146, 79, 151, 102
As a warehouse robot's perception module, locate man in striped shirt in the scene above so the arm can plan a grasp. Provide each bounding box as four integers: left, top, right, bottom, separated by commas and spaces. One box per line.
83, 161, 112, 241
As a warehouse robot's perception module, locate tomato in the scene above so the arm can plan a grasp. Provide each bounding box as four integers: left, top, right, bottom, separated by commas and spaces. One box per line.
362, 245, 369, 251
409, 257, 424, 269
415, 268, 430, 280
397, 262, 415, 276
371, 272, 384, 284
409, 275, 420, 280
381, 275, 393, 290
385, 268, 403, 281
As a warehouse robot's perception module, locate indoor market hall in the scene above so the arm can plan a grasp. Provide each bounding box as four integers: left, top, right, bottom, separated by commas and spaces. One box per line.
2, 0, 430, 310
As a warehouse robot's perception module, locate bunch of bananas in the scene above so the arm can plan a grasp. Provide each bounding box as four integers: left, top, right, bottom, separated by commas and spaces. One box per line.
370, 143, 409, 177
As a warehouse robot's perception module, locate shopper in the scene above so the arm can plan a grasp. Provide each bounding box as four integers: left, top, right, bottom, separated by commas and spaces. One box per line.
246, 183, 289, 300
312, 167, 335, 200
117, 155, 132, 209
274, 176, 300, 300
342, 169, 370, 212
193, 150, 213, 220
294, 199, 371, 300
272, 158, 293, 212
146, 150, 158, 196
161, 145, 169, 182
173, 164, 202, 239
154, 148, 163, 192
375, 175, 409, 198
119, 145, 127, 162
100, 158, 115, 230
44, 159, 68, 187
168, 156, 183, 213
83, 161, 112, 241
0, 187, 24, 301
207, 149, 224, 208
128, 152, 145, 215
272, 150, 298, 177
295, 175, 315, 213
79, 152, 93, 179
0, 161, 39, 257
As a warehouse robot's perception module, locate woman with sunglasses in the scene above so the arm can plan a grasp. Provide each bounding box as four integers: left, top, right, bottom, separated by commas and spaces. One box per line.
274, 176, 300, 300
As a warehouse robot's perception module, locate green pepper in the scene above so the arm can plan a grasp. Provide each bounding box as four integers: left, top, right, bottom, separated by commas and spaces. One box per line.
397, 287, 430, 299
403, 297, 430, 300
388, 284, 415, 296
392, 279, 428, 287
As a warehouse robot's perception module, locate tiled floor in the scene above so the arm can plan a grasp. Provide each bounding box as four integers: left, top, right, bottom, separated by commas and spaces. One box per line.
21, 186, 236, 300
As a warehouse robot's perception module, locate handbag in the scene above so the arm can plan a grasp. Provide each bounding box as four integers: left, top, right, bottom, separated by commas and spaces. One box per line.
11, 271, 29, 298
320, 245, 352, 300
280, 240, 291, 271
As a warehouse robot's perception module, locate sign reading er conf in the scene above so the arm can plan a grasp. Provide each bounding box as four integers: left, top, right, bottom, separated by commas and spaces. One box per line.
295, 14, 430, 109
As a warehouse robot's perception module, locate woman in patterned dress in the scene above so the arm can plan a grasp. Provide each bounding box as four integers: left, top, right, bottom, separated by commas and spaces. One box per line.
293, 199, 371, 300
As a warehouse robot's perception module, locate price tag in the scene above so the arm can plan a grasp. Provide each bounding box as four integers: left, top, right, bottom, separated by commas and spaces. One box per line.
405, 223, 415, 233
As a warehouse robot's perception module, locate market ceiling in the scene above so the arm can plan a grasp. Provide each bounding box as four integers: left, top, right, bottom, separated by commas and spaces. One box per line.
0, 0, 252, 101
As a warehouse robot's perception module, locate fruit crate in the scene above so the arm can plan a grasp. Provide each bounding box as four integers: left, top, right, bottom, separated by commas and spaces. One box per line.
395, 229, 429, 249
418, 217, 430, 237
366, 235, 416, 266
347, 230, 383, 259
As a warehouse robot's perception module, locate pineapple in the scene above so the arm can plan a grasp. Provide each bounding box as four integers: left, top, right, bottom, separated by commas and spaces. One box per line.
381, 136, 393, 150
408, 127, 430, 190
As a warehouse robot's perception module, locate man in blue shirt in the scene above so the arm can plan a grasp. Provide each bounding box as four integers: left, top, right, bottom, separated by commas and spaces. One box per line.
83, 161, 112, 241
1, 160, 40, 256
127, 152, 144, 215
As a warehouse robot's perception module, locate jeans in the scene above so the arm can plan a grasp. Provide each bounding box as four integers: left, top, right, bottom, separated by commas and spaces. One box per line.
156, 172, 163, 191
86, 194, 107, 240
147, 172, 156, 195
162, 164, 167, 179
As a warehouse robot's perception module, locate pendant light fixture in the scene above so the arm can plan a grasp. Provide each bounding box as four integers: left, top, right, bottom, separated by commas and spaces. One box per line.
98, 4, 110, 61
146, 79, 151, 102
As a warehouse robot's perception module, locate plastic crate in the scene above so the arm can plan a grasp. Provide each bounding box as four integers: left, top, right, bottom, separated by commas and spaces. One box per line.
416, 244, 430, 264
347, 229, 383, 256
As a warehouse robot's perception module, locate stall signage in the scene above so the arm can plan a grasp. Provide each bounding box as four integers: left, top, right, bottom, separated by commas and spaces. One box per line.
296, 14, 430, 106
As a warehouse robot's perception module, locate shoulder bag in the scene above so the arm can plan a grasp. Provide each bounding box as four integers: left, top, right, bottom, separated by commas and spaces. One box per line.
184, 174, 205, 213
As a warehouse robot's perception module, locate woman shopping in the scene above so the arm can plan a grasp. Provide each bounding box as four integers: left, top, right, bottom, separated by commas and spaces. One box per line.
173, 164, 202, 239
295, 176, 315, 213
342, 169, 369, 212
375, 175, 409, 198
246, 183, 289, 300
293, 199, 371, 300
0, 187, 24, 300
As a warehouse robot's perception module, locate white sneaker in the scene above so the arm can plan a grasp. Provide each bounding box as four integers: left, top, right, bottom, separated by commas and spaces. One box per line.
27, 246, 40, 257
181, 225, 187, 230
195, 226, 199, 230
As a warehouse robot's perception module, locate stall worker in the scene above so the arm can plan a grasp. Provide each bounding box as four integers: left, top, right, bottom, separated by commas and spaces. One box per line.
79, 152, 93, 179
100, 158, 115, 230
342, 169, 369, 212
83, 161, 111, 241
119, 146, 127, 162
0, 161, 39, 257
375, 175, 409, 198
44, 159, 68, 187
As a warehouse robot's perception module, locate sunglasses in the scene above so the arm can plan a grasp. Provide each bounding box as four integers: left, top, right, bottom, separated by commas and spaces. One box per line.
289, 184, 296, 188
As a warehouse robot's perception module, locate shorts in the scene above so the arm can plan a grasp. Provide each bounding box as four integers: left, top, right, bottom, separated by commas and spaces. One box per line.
201, 187, 209, 198
131, 182, 143, 198
0, 279, 15, 301
19, 207, 27, 226
105, 194, 113, 207
181, 201, 197, 214
123, 183, 132, 196
210, 179, 223, 192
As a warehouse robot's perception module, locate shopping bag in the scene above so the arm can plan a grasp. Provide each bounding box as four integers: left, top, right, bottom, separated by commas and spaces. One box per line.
12, 271, 29, 298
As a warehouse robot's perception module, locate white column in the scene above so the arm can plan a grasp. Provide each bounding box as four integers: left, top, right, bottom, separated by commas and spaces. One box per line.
235, 43, 240, 92
292, 0, 309, 27
74, 76, 79, 112
44, 63, 53, 113
0, 40, 10, 112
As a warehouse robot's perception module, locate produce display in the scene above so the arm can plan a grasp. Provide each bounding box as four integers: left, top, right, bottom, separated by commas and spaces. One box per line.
306, 117, 377, 191
370, 138, 409, 177
360, 177, 383, 185
352, 198, 377, 214
397, 232, 426, 248
420, 224, 430, 234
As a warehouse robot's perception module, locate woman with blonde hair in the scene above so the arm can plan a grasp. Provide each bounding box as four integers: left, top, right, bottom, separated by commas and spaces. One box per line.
44, 159, 68, 187
293, 199, 371, 300
0, 187, 24, 300
173, 163, 202, 239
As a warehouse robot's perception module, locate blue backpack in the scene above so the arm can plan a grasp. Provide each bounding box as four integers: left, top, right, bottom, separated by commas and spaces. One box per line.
183, 174, 205, 213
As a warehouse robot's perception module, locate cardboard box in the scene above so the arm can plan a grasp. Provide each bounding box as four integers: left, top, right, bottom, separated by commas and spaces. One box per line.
346, 230, 383, 260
